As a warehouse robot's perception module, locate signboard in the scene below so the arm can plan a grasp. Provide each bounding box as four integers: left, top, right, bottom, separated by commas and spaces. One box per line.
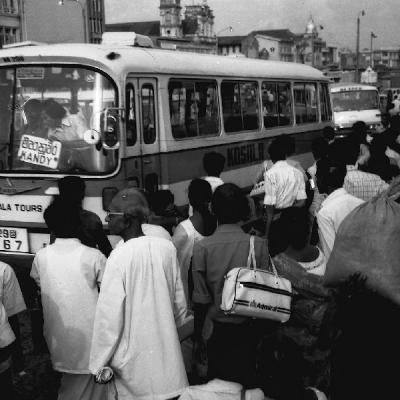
18, 135, 62, 169
0, 195, 52, 223
0, 227, 29, 253
16, 67, 44, 80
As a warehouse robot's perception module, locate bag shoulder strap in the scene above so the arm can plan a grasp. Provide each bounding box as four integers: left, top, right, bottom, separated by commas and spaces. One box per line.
247, 235, 257, 270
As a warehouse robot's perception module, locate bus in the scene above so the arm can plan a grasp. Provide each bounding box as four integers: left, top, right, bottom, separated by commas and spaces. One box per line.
330, 83, 383, 135
0, 40, 333, 265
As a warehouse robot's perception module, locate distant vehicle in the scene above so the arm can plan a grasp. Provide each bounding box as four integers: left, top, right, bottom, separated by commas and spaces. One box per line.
330, 83, 383, 135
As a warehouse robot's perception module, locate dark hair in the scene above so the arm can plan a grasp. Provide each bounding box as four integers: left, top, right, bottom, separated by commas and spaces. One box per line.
329, 137, 359, 165
311, 137, 329, 160
282, 208, 310, 250
268, 135, 288, 162
148, 190, 174, 216
211, 183, 250, 224
316, 158, 346, 192
281, 135, 296, 157
43, 99, 66, 120
188, 179, 216, 235
24, 99, 42, 112
203, 151, 225, 177
44, 201, 80, 238
352, 121, 368, 144
58, 176, 85, 204
322, 126, 335, 142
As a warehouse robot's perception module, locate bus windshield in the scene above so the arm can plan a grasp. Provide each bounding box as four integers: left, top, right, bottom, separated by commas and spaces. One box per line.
0, 66, 118, 175
331, 89, 379, 112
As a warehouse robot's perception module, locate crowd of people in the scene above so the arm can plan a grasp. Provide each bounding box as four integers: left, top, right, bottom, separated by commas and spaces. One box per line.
1, 118, 400, 400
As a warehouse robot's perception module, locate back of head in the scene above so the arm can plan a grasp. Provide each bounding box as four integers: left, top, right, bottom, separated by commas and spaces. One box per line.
316, 158, 346, 193
203, 151, 226, 177
329, 137, 359, 166
322, 126, 335, 142
149, 190, 174, 216
43, 98, 66, 120
352, 121, 367, 144
311, 137, 329, 160
44, 200, 80, 238
188, 179, 212, 210
189, 179, 216, 235
24, 99, 42, 113
58, 176, 85, 204
111, 188, 150, 224
390, 115, 400, 132
212, 183, 250, 224
268, 135, 288, 162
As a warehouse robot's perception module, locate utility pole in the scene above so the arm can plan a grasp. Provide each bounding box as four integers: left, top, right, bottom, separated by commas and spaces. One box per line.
370, 32, 377, 68
355, 10, 365, 82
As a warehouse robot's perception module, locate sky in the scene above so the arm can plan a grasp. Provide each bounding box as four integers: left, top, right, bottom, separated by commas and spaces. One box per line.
104, 0, 399, 51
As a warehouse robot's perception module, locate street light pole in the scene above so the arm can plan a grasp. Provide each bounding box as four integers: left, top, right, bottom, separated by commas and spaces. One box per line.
58, 0, 88, 43
355, 10, 365, 82
370, 31, 377, 68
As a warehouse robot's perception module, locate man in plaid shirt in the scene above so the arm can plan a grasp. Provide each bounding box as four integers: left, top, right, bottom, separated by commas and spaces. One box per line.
332, 138, 389, 201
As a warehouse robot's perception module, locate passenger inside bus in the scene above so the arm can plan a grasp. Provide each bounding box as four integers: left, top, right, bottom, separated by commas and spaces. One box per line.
20, 99, 46, 138
42, 99, 88, 142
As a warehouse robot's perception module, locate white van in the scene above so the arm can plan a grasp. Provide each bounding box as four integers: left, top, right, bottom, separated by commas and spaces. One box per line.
330, 83, 383, 134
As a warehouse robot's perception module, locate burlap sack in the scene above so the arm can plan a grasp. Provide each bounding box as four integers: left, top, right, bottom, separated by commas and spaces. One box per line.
324, 177, 400, 305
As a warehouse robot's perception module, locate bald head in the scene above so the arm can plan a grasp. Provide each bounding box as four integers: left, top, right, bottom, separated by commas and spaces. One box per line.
110, 188, 150, 224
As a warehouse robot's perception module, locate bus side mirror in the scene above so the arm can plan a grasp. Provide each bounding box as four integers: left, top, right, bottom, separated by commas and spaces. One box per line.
101, 108, 122, 150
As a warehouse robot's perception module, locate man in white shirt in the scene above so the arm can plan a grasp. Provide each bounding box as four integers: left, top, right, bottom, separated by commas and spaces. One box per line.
0, 261, 26, 373
0, 300, 16, 399
316, 159, 364, 261
263, 135, 307, 255
90, 188, 189, 400
31, 202, 107, 400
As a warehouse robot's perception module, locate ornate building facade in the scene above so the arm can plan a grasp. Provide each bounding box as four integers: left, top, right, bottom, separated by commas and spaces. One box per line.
106, 0, 217, 54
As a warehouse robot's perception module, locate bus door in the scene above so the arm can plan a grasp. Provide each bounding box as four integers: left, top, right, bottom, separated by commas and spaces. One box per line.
137, 78, 160, 193
125, 78, 160, 192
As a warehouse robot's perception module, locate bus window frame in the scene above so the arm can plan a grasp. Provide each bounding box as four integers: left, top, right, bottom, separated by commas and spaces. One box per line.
0, 63, 121, 179
168, 77, 221, 141
221, 79, 260, 134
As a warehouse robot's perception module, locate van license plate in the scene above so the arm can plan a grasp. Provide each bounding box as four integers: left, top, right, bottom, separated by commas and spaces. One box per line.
0, 227, 29, 253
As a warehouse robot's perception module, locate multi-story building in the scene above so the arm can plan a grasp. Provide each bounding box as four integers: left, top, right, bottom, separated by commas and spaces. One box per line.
23, 0, 104, 44
106, 0, 217, 54
0, 0, 22, 46
216, 25, 337, 68
363, 48, 400, 69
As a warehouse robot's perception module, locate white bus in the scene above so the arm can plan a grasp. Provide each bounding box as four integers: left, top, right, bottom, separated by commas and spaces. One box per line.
330, 83, 383, 134
0, 40, 333, 263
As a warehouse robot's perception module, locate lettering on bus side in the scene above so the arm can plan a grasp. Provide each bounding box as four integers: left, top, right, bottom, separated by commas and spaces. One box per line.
226, 142, 265, 167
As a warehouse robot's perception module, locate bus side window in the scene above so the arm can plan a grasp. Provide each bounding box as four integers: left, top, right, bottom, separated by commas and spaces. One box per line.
141, 84, 156, 144
262, 81, 292, 128
126, 83, 137, 146
320, 83, 332, 121
168, 79, 219, 139
222, 80, 259, 133
294, 82, 317, 124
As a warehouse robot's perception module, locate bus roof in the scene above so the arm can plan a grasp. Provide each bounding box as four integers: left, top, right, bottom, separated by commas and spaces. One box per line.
330, 82, 378, 92
0, 43, 327, 82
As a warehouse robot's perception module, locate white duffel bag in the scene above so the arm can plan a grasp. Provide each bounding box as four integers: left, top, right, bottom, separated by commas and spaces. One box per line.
221, 236, 292, 322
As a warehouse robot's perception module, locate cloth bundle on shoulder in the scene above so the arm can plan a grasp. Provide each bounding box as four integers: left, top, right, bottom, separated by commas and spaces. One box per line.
325, 178, 400, 306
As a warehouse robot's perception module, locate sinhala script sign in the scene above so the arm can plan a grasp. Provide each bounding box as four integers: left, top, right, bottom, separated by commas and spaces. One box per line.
18, 135, 62, 169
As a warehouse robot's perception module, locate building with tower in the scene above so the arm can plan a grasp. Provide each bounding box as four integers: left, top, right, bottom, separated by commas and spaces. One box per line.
106, 0, 217, 54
